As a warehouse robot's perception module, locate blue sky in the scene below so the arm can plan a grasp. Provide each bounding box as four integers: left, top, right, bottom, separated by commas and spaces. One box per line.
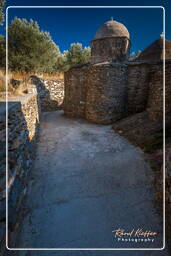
2, 0, 171, 54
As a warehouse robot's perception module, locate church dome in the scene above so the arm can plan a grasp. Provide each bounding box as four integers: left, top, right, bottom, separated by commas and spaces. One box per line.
94, 20, 130, 40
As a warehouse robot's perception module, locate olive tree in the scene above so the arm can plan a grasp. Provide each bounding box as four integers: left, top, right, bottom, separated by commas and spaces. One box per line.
0, 34, 5, 68
8, 17, 61, 73
65, 43, 91, 68
0, 0, 5, 25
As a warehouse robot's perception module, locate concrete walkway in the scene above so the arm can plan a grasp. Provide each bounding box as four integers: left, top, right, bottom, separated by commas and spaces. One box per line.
13, 111, 168, 255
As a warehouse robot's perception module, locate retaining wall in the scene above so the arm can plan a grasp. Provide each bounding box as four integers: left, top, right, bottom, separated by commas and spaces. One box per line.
0, 92, 40, 251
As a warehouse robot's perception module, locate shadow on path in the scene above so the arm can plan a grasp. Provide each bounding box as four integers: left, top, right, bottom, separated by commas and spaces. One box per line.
9, 111, 169, 255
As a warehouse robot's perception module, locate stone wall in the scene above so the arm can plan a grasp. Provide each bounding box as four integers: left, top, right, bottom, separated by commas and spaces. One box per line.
64, 63, 127, 124
127, 63, 150, 115
91, 37, 130, 64
31, 76, 64, 112
126, 61, 171, 122
147, 67, 163, 121
166, 63, 171, 122
64, 60, 171, 125
166, 145, 171, 207
86, 63, 127, 124
64, 64, 88, 118
147, 62, 171, 122
0, 93, 40, 251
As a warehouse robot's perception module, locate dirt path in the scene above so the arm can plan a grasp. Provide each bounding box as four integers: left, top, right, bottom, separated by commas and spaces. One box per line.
12, 111, 168, 255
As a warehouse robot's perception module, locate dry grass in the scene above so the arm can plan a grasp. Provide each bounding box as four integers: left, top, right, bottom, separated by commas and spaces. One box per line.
0, 70, 6, 92
42, 72, 64, 80
11, 71, 64, 80
0, 70, 28, 96
12, 86, 26, 96
0, 70, 14, 93
0, 70, 64, 98
10, 71, 29, 81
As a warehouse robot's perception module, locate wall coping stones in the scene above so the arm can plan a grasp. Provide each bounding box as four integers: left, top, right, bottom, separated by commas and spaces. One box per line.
0, 93, 38, 121
66, 59, 171, 72
5, 92, 38, 105
91, 62, 128, 67
127, 59, 171, 65
65, 63, 90, 71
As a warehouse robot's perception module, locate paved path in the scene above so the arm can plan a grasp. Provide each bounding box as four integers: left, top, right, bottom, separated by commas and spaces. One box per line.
13, 111, 168, 255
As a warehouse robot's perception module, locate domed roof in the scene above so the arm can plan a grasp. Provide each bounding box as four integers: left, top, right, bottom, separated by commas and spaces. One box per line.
94, 20, 130, 40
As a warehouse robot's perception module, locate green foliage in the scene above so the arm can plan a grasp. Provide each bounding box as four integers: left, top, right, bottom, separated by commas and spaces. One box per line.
0, 17, 91, 73
8, 17, 61, 73
82, 46, 91, 63
0, 34, 5, 68
54, 53, 70, 72
54, 43, 91, 72
65, 43, 91, 68
0, 0, 5, 25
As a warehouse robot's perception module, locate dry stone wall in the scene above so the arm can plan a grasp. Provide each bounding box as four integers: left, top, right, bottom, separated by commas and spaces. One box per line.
64, 64, 88, 118
31, 76, 64, 112
64, 60, 171, 125
166, 146, 171, 206
122, 61, 171, 122
147, 62, 171, 122
166, 63, 171, 123
127, 63, 150, 115
0, 93, 40, 251
147, 67, 163, 121
86, 63, 127, 124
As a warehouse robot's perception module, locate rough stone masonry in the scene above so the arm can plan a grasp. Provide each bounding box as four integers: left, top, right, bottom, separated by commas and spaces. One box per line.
0, 92, 40, 253
31, 76, 64, 112
64, 19, 171, 125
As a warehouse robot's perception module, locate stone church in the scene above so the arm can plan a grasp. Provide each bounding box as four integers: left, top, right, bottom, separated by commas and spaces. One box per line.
64, 19, 171, 125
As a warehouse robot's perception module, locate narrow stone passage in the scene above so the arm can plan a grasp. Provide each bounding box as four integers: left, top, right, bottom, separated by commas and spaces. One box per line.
12, 111, 166, 254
